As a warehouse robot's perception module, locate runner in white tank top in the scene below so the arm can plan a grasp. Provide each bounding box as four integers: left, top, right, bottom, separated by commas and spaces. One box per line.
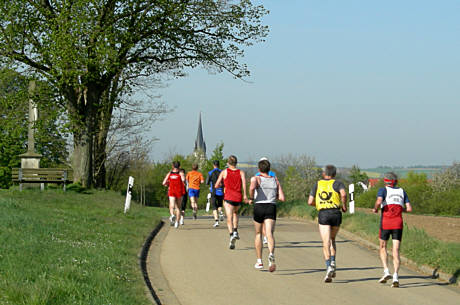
249, 159, 285, 272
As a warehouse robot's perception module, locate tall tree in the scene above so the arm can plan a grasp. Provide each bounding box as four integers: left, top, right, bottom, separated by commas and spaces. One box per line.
0, 0, 269, 187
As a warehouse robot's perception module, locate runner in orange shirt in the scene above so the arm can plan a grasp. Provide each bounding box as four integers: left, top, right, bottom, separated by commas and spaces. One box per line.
186, 164, 204, 220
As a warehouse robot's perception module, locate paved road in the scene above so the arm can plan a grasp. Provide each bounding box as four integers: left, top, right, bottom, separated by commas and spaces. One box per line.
148, 217, 459, 305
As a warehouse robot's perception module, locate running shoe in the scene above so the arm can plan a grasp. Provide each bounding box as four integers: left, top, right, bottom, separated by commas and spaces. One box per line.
233, 231, 240, 240
179, 218, 184, 226
169, 215, 175, 226
263, 236, 268, 244
324, 266, 333, 283
378, 272, 392, 284
391, 274, 399, 287
268, 254, 276, 272
193, 211, 197, 220
330, 260, 336, 278
219, 212, 224, 222
254, 261, 263, 269
229, 235, 236, 250
174, 222, 179, 229
213, 221, 219, 228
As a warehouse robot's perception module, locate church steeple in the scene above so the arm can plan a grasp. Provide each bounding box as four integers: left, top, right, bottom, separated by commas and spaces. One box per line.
194, 112, 206, 157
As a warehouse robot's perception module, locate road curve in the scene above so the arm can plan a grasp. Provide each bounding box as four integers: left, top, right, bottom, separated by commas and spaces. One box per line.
147, 217, 459, 305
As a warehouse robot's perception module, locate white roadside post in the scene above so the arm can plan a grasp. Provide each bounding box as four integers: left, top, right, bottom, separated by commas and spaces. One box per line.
206, 193, 211, 212
124, 176, 134, 214
348, 183, 355, 214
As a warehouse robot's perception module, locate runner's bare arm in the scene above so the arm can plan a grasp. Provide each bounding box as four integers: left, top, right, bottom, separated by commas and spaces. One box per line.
248, 176, 258, 204
276, 177, 285, 202
241, 170, 248, 203
307, 195, 315, 206
214, 170, 225, 188
162, 173, 170, 186
340, 188, 347, 212
373, 197, 383, 213
404, 202, 412, 212
180, 171, 186, 182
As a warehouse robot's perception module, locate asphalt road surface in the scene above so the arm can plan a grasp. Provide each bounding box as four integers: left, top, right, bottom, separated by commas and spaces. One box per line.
147, 217, 459, 305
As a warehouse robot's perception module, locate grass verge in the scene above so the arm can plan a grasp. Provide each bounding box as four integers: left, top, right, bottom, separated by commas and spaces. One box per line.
0, 188, 161, 305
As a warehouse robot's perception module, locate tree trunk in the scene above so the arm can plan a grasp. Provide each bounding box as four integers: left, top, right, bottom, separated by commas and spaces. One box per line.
93, 128, 108, 188
72, 124, 93, 188
67, 84, 103, 188
93, 77, 118, 189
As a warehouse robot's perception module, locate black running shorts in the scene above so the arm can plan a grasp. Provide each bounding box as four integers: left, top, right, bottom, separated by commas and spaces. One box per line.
225, 200, 241, 207
379, 228, 403, 241
253, 203, 277, 223
211, 194, 223, 210
181, 193, 188, 211
318, 208, 342, 226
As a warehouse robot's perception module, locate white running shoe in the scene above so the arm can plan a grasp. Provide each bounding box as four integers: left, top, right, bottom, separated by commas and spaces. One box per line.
378, 272, 392, 284
169, 215, 175, 226
254, 261, 263, 269
219, 212, 224, 221
229, 235, 236, 250
324, 266, 333, 283
263, 236, 268, 244
233, 231, 240, 240
391, 274, 399, 287
174, 222, 179, 229
330, 261, 336, 278
213, 221, 219, 228
268, 254, 276, 272
179, 218, 184, 226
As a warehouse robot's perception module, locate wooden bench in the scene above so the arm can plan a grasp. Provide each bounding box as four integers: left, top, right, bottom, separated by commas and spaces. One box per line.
12, 168, 73, 191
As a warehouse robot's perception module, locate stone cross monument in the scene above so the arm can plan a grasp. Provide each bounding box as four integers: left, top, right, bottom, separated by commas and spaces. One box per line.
19, 80, 42, 168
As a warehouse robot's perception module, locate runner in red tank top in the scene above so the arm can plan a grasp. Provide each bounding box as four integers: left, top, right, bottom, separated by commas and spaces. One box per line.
162, 161, 186, 228
372, 172, 412, 287
223, 168, 242, 202
215, 155, 248, 249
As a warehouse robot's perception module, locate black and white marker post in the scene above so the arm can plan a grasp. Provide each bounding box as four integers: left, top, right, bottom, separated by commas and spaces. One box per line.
348, 183, 355, 214
124, 176, 134, 214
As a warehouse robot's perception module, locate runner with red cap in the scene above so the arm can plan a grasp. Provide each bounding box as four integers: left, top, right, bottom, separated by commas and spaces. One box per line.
372, 172, 412, 287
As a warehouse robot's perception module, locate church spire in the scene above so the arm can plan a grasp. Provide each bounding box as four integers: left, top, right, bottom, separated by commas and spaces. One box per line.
194, 112, 206, 156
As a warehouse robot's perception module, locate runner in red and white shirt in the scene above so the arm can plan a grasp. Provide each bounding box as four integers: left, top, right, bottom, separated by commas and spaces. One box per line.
215, 155, 248, 250
372, 172, 412, 287
162, 161, 186, 228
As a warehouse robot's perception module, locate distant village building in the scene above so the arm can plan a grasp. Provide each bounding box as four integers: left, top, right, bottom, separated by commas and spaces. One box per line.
193, 113, 206, 162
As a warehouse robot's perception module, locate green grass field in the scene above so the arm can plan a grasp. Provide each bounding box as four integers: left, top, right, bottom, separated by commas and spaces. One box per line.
363, 167, 444, 179
0, 188, 161, 305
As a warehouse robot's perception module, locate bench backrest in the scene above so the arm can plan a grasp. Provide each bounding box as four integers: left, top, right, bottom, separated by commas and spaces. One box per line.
12, 168, 74, 182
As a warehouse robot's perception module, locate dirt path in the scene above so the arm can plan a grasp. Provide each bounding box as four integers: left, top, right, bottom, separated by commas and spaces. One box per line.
148, 217, 459, 305
356, 208, 460, 243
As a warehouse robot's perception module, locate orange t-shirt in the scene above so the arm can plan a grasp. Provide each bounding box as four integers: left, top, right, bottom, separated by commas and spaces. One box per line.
186, 171, 204, 190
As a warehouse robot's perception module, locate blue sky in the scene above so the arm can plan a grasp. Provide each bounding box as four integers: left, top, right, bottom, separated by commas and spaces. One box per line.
147, 0, 460, 167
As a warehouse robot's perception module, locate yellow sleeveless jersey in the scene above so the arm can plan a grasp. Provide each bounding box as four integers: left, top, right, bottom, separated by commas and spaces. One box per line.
315, 179, 341, 210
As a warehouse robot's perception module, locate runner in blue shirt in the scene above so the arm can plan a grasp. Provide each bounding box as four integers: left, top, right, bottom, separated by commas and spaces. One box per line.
207, 160, 225, 227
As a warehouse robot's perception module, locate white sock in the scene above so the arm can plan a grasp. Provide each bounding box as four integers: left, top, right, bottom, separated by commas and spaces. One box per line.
257, 258, 262, 264
393, 273, 398, 280
384, 268, 390, 275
